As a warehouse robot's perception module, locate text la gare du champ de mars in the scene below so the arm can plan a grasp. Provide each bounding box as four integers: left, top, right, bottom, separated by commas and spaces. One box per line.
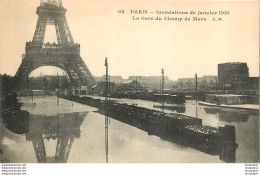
128, 10, 229, 22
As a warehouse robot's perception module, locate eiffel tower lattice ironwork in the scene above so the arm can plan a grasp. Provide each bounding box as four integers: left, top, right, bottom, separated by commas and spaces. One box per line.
15, 0, 96, 89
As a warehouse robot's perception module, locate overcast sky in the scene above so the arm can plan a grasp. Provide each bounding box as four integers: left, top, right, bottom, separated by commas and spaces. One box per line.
0, 0, 258, 80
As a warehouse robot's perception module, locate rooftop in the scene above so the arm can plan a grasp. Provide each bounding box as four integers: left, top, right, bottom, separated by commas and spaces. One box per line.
218, 62, 247, 65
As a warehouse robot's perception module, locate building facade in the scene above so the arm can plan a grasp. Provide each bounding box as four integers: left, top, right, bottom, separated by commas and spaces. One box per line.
218, 62, 249, 90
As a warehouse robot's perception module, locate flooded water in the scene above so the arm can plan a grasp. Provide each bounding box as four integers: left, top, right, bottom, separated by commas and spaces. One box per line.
0, 96, 259, 163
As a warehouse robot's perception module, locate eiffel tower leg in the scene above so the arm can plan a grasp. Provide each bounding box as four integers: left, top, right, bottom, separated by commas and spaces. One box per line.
64, 65, 81, 88
32, 16, 47, 44
55, 136, 75, 163
67, 55, 96, 87
55, 16, 70, 45
32, 135, 47, 163
77, 56, 96, 85
55, 22, 62, 44
15, 61, 34, 90
63, 16, 74, 44
64, 137, 75, 162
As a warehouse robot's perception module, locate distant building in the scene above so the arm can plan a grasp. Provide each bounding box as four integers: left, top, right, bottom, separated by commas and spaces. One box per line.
116, 80, 143, 92
95, 76, 126, 84
91, 82, 116, 95
28, 75, 68, 90
175, 75, 217, 90
218, 62, 249, 90
129, 76, 173, 90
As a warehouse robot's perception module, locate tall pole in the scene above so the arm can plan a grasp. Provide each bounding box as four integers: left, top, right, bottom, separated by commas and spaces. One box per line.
195, 73, 198, 118
161, 68, 165, 114
136, 77, 137, 93
196, 104, 198, 118
57, 72, 59, 106
104, 57, 109, 163
215, 77, 218, 91
195, 73, 198, 103
57, 93, 59, 106
32, 91, 34, 106
109, 75, 111, 101
108, 75, 111, 124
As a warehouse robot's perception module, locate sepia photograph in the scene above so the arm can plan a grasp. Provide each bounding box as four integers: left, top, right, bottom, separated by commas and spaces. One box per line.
0, 0, 259, 170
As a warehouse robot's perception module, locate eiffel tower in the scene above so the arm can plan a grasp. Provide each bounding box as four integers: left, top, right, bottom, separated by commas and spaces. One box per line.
15, 0, 96, 89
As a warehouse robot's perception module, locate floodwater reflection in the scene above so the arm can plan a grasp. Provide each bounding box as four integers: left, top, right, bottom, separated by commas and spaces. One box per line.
204, 107, 252, 122
26, 112, 88, 163
1, 110, 88, 163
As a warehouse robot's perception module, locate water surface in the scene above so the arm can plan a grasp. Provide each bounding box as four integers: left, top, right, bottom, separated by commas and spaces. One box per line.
0, 96, 258, 163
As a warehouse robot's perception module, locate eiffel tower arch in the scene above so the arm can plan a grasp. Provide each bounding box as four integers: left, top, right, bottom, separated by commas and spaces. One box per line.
15, 0, 96, 89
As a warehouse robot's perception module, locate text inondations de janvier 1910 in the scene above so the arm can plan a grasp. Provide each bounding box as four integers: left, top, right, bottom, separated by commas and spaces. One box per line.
118, 10, 230, 22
